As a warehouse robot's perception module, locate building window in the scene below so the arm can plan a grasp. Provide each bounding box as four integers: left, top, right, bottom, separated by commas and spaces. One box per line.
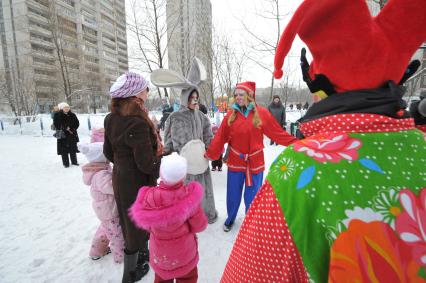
84, 55, 99, 63
83, 44, 98, 54
86, 65, 100, 73
58, 16, 77, 30
58, 6, 76, 18
83, 25, 97, 37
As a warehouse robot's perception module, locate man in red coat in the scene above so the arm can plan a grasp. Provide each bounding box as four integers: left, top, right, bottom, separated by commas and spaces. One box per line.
205, 81, 296, 232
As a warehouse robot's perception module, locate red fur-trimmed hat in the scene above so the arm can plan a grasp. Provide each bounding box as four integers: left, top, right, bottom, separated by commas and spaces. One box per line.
236, 81, 256, 99
274, 0, 426, 92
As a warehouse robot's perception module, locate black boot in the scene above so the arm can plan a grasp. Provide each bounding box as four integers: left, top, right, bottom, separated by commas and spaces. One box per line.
70, 152, 79, 165
122, 250, 149, 283
137, 249, 149, 266
61, 154, 70, 167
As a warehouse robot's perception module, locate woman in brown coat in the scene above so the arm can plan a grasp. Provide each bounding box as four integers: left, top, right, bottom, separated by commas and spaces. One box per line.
104, 72, 162, 283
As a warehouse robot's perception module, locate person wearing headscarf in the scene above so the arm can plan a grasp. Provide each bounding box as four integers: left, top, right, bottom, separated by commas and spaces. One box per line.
221, 0, 426, 282
103, 72, 162, 282
53, 102, 80, 167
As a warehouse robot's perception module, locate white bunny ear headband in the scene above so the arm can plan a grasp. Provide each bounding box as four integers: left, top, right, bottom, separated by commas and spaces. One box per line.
150, 57, 207, 89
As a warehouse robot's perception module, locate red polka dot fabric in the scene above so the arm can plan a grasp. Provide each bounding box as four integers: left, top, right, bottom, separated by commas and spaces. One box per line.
417, 125, 426, 133
221, 181, 308, 283
300, 113, 415, 137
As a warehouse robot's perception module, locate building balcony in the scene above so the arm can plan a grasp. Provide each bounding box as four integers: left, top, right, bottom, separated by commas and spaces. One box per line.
103, 43, 116, 53
118, 50, 127, 57
102, 35, 116, 46
34, 74, 57, 82
115, 0, 125, 9
117, 40, 127, 49
101, 28, 115, 38
28, 22, 51, 37
57, 8, 77, 21
101, 5, 114, 17
31, 48, 55, 58
81, 0, 97, 9
29, 37, 54, 49
28, 12, 49, 25
82, 16, 98, 29
33, 63, 56, 73
118, 44, 127, 52
27, 0, 49, 12
118, 57, 127, 64
101, 0, 114, 11
116, 35, 126, 45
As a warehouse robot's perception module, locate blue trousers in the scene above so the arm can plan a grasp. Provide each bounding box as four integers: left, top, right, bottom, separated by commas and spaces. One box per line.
225, 171, 264, 225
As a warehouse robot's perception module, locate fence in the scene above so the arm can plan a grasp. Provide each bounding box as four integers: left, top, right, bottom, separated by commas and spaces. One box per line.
0, 114, 108, 137
0, 110, 304, 137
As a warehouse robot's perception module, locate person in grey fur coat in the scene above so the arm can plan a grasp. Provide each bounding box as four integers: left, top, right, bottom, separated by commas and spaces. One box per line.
163, 88, 218, 223
151, 58, 218, 224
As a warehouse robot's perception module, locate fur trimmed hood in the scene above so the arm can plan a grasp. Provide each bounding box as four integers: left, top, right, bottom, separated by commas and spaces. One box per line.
129, 181, 203, 230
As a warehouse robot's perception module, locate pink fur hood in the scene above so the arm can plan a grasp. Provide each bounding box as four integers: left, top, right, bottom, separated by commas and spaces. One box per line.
129, 181, 207, 279
129, 181, 203, 229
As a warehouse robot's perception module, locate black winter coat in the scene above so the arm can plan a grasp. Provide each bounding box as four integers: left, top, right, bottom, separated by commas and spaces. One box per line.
53, 111, 80, 155
268, 102, 286, 126
103, 113, 161, 251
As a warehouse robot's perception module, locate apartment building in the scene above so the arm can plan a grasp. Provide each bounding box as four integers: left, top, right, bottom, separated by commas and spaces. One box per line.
0, 0, 128, 114
166, 0, 213, 105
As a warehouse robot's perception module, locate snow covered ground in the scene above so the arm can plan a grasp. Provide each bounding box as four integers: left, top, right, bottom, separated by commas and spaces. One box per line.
0, 134, 287, 282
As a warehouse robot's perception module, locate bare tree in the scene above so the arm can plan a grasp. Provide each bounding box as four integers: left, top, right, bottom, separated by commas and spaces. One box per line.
236, 0, 292, 100
211, 31, 246, 109
46, 0, 82, 105
0, 61, 38, 117
127, 0, 182, 99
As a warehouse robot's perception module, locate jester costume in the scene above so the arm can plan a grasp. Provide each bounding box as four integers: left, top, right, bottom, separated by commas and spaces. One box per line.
221, 0, 426, 281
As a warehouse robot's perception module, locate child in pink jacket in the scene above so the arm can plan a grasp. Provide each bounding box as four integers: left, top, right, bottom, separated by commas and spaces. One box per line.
78, 130, 125, 263
130, 153, 208, 283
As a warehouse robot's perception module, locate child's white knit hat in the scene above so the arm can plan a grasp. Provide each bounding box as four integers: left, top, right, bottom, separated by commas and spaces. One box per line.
160, 152, 187, 185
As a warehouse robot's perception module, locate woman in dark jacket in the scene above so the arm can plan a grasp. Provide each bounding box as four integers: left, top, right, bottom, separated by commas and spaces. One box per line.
104, 72, 162, 283
53, 102, 79, 167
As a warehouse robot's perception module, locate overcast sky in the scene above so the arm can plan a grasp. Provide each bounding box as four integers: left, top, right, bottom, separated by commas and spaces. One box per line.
210, 0, 305, 88
126, 0, 306, 88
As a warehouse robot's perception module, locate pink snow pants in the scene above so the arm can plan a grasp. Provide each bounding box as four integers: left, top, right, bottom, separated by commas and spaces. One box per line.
89, 217, 124, 263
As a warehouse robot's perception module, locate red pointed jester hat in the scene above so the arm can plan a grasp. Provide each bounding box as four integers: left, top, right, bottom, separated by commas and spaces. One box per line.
274, 0, 426, 92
